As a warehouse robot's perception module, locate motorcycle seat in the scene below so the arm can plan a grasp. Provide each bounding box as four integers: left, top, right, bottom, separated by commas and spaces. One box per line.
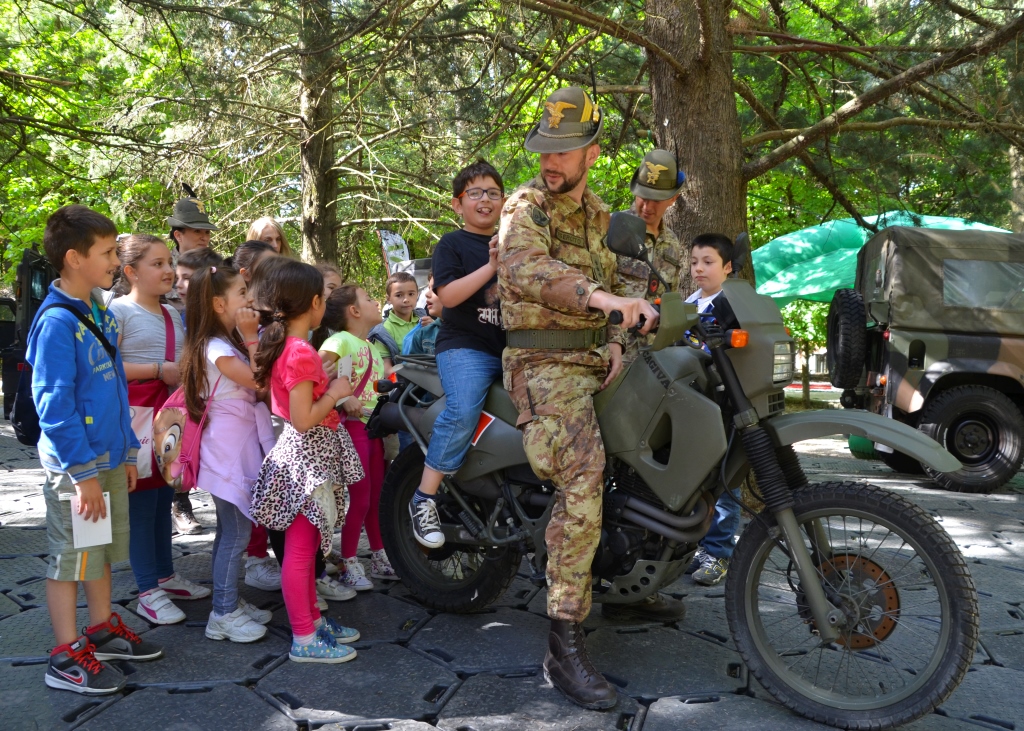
485, 381, 520, 427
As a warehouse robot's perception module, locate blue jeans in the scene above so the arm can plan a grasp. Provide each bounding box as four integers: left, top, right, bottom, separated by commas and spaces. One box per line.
425, 348, 503, 474
211, 495, 253, 615
701, 489, 742, 560
128, 486, 174, 593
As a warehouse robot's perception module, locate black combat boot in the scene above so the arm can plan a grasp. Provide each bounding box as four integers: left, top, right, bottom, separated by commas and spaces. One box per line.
543, 619, 617, 710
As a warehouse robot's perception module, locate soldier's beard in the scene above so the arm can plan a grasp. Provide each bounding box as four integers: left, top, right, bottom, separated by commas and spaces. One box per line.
543, 158, 588, 194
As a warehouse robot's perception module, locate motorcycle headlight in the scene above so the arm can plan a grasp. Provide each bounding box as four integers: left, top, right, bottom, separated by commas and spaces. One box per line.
773, 341, 795, 385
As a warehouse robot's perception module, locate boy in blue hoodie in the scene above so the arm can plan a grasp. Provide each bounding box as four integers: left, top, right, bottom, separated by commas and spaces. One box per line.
29, 206, 163, 695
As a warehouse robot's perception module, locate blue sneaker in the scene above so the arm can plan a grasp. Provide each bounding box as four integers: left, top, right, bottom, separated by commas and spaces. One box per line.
320, 616, 360, 644
288, 627, 357, 664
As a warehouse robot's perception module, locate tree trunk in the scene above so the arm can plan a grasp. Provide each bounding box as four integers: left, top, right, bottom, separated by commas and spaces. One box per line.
645, 0, 748, 296
1011, 145, 1024, 234
299, 0, 337, 263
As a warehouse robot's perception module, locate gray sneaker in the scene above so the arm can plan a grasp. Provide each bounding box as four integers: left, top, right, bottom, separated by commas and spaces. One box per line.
692, 554, 729, 586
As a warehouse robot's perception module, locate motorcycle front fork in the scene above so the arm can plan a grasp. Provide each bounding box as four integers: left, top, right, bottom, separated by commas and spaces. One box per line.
747, 435, 840, 643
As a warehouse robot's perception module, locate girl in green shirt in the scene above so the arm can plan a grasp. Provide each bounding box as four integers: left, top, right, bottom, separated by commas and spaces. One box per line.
316, 285, 398, 589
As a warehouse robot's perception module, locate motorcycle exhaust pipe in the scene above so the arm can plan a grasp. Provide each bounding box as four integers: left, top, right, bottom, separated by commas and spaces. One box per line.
526, 492, 710, 543
619, 508, 706, 543
622, 495, 708, 529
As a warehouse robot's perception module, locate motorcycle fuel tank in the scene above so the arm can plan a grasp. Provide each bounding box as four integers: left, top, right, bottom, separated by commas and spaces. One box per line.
597, 346, 728, 511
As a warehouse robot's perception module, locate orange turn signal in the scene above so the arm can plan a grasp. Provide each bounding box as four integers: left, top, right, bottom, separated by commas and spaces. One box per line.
879, 375, 887, 386
730, 330, 749, 348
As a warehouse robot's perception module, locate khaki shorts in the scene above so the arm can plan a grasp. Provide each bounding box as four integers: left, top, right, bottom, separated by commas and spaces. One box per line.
44, 466, 130, 582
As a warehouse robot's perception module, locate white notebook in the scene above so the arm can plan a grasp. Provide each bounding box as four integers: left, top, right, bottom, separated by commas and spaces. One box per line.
70, 493, 113, 549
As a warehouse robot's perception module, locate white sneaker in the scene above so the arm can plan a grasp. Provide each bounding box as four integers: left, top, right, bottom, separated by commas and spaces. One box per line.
158, 572, 211, 600
316, 595, 328, 612
316, 575, 357, 602
244, 555, 282, 591
370, 549, 400, 581
238, 597, 273, 625
205, 608, 267, 643
135, 588, 186, 625
323, 560, 339, 577
339, 558, 374, 591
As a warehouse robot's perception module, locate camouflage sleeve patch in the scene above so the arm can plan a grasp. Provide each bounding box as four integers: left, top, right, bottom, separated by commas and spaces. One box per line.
531, 205, 550, 227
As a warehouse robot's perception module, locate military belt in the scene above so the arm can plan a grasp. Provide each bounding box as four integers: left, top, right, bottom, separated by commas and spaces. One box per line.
506, 328, 607, 350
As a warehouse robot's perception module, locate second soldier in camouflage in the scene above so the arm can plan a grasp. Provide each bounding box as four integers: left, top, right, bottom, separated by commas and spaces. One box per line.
617, 149, 687, 366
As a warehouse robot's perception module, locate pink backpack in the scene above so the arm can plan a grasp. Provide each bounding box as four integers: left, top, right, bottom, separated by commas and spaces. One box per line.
153, 377, 220, 490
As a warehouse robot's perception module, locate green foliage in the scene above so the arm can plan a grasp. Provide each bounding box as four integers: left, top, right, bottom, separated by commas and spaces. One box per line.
0, 0, 1020, 293
782, 300, 828, 350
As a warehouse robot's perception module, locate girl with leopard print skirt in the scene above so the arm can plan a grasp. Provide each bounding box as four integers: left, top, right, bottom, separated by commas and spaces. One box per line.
249, 260, 365, 664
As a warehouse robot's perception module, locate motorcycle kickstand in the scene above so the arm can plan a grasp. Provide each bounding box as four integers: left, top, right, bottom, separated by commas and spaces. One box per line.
775, 507, 841, 644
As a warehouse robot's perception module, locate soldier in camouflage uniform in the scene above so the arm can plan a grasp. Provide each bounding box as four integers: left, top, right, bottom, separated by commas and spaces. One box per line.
617, 149, 688, 366
498, 86, 659, 710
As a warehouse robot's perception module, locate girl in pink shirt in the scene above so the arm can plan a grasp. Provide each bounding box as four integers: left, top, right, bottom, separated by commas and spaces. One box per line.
249, 260, 364, 664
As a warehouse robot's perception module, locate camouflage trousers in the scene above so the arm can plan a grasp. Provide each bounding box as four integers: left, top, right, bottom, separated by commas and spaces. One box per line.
504, 354, 606, 622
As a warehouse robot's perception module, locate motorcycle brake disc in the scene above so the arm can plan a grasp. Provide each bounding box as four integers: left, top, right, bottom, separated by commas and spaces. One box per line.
816, 553, 900, 649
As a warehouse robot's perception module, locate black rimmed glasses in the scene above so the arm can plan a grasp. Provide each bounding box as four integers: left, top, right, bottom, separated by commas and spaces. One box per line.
459, 188, 503, 201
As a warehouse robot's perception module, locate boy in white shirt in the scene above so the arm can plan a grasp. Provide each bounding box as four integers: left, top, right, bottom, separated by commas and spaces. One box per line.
683, 233, 743, 586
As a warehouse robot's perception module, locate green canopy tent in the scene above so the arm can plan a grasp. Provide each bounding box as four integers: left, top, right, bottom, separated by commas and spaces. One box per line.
753, 210, 1009, 306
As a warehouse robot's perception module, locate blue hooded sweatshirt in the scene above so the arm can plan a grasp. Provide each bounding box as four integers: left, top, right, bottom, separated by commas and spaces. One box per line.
26, 282, 139, 482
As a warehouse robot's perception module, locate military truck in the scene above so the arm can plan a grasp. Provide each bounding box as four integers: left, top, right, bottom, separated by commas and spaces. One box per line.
827, 226, 1024, 493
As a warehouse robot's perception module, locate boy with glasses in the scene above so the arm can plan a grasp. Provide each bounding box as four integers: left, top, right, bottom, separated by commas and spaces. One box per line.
408, 160, 506, 549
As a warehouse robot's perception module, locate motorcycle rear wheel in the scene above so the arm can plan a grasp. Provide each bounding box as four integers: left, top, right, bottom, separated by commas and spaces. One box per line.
725, 482, 977, 730
380, 445, 521, 613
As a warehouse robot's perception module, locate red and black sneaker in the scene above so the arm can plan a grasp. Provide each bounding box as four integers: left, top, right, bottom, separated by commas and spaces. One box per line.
86, 612, 164, 662
45, 637, 125, 695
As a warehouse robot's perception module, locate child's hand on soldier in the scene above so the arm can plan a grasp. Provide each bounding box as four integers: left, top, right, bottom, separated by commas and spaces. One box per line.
74, 477, 107, 522
125, 463, 138, 493
488, 234, 499, 270
160, 361, 180, 387
235, 307, 261, 342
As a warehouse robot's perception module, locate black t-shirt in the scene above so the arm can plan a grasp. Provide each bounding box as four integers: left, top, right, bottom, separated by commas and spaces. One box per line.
432, 229, 505, 357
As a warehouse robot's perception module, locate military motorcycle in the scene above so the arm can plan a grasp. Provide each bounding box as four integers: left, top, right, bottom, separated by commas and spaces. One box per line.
373, 215, 978, 729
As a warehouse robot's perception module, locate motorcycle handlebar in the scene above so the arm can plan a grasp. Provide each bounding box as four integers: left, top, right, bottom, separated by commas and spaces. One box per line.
608, 310, 623, 325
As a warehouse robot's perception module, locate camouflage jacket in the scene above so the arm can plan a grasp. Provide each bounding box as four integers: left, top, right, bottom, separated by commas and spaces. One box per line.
616, 224, 685, 302
498, 178, 625, 347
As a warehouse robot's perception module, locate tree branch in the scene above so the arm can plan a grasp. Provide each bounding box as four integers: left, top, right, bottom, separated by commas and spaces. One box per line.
742, 12, 1024, 180
517, 0, 688, 78
735, 80, 876, 231
930, 0, 1001, 30
743, 117, 1024, 146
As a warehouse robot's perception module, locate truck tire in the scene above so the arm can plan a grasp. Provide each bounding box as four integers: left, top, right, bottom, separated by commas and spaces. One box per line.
918, 385, 1024, 493
826, 289, 867, 389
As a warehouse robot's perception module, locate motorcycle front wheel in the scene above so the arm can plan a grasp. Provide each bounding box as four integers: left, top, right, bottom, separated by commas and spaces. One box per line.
379, 445, 521, 613
725, 482, 978, 730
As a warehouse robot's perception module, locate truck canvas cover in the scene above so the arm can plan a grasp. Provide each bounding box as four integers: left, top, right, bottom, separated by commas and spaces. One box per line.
856, 227, 1024, 336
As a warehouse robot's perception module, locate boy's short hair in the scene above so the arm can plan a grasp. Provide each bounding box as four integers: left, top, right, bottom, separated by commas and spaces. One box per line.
177, 247, 224, 271
690, 233, 734, 266
43, 205, 117, 272
385, 271, 417, 297
452, 159, 504, 199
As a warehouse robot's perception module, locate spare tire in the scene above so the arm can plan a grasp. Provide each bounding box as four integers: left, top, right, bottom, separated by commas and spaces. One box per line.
826, 289, 867, 389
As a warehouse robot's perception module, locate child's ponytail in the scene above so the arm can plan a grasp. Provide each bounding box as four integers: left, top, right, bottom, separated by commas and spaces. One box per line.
310, 284, 359, 350
252, 259, 324, 389
181, 265, 242, 422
